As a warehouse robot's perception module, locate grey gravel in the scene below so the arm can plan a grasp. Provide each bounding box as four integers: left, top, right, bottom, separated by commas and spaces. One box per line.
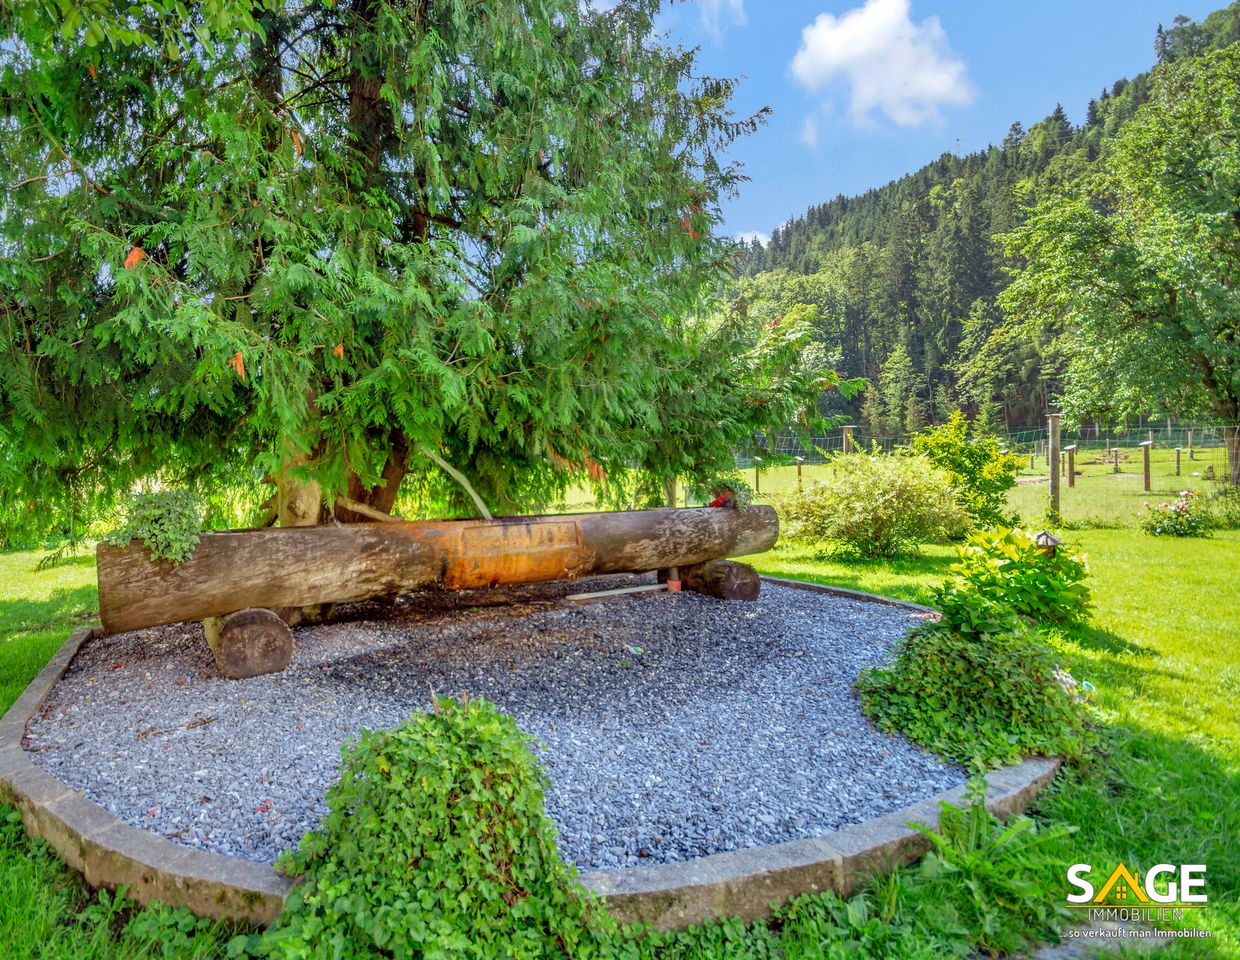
24, 577, 963, 871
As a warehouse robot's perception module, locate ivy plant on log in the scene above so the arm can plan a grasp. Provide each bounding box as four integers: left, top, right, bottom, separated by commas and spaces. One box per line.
0, 0, 856, 537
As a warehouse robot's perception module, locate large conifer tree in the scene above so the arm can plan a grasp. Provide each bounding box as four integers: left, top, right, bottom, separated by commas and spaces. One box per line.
1, 1, 840, 536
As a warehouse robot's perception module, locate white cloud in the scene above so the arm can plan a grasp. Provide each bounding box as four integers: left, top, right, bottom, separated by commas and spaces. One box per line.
700, 0, 746, 43
790, 0, 974, 128
736, 230, 770, 246
800, 114, 819, 147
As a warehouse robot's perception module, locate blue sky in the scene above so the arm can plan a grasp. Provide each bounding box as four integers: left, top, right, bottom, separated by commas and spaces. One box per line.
653, 0, 1223, 242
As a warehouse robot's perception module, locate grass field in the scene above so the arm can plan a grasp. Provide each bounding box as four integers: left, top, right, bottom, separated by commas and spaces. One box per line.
1, 462, 1238, 957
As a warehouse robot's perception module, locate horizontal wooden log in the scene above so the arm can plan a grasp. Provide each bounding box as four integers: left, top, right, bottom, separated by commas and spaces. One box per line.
682, 559, 761, 601
97, 506, 778, 634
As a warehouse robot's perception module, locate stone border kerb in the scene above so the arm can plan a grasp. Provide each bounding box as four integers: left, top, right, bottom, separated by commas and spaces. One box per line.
1, 579, 1060, 930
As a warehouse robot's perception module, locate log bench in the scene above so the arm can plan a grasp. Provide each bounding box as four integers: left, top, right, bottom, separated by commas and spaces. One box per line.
97, 506, 778, 678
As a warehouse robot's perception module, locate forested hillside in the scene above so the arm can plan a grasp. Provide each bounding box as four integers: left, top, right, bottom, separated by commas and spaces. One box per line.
734, 4, 1240, 436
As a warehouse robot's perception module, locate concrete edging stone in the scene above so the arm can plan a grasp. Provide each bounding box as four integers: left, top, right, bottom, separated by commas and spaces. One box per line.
1, 578, 1060, 930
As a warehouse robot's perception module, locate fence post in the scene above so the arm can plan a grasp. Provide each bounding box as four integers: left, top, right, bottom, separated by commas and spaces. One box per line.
1065, 444, 1077, 488
1140, 440, 1152, 492
1175, 447, 1181, 476
1149, 429, 1155, 447
843, 425, 855, 454
1049, 413, 1062, 517
1029, 449, 1035, 470
795, 456, 803, 488
1188, 428, 1194, 460
1113, 447, 1120, 472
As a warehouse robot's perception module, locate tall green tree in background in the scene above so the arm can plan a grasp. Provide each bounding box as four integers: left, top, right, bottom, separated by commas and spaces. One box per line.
1, 0, 839, 539
1003, 45, 1240, 483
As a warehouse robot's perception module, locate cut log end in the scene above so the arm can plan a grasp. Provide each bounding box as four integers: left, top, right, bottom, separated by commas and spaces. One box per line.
682, 559, 761, 602
204, 608, 293, 679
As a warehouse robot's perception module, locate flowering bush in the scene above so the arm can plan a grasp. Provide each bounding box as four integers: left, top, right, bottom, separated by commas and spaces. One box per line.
1138, 490, 1214, 537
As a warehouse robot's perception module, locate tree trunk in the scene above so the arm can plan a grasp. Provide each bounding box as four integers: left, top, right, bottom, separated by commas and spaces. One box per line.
335, 434, 409, 522
97, 506, 779, 633
1224, 424, 1240, 486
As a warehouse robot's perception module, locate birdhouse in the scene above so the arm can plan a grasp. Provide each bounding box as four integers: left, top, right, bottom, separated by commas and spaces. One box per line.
1035, 530, 1061, 557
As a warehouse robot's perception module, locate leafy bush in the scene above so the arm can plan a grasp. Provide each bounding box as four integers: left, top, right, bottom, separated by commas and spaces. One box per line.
1139, 490, 1214, 537
781, 452, 967, 558
950, 528, 1091, 624
1208, 485, 1240, 530
266, 697, 613, 960
105, 490, 204, 563
856, 588, 1087, 770
910, 412, 1022, 528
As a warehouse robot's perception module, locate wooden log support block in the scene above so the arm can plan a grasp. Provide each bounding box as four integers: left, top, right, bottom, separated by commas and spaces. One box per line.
204, 609, 293, 679
682, 559, 761, 602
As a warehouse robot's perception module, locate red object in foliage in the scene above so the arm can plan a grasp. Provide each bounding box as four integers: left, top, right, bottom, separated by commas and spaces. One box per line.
228, 351, 246, 380
709, 491, 736, 508
123, 247, 146, 269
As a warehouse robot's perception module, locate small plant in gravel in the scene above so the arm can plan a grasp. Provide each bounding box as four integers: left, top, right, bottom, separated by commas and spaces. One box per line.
1138, 490, 1215, 537
780, 451, 967, 558
260, 696, 615, 960
949, 527, 1091, 624
857, 587, 1088, 770
105, 490, 204, 564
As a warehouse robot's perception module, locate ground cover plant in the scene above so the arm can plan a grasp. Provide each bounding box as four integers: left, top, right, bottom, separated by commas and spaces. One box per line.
856, 582, 1088, 770
257, 697, 615, 960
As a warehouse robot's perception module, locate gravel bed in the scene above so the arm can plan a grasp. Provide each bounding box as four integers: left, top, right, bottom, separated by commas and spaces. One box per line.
24, 578, 963, 871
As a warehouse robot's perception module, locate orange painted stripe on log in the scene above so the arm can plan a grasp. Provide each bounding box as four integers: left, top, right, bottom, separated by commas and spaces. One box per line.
96, 507, 779, 634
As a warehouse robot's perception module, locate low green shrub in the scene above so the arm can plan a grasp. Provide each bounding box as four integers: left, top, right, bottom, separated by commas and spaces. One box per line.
949, 527, 1091, 624
105, 490, 204, 564
910, 412, 1022, 529
856, 587, 1087, 770
263, 697, 614, 960
780, 452, 967, 558
1139, 490, 1214, 537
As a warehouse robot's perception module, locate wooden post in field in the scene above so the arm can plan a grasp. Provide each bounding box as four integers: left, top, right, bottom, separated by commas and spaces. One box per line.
1113, 447, 1120, 472
1049, 413, 1062, 516
1176, 447, 1182, 476
1065, 444, 1077, 488
1149, 429, 1155, 447
1188, 429, 1194, 460
1028, 449, 1035, 470
1140, 440, 1153, 492
753, 457, 761, 496
795, 456, 804, 488
843, 425, 855, 454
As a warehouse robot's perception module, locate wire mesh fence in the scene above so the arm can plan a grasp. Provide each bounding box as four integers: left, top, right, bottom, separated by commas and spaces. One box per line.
731, 420, 1237, 523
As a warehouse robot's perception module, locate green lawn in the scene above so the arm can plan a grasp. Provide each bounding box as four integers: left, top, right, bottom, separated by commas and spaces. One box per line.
2, 465, 1239, 957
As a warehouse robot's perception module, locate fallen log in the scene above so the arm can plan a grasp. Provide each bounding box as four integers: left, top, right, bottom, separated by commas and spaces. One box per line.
97, 506, 778, 634
681, 559, 761, 601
